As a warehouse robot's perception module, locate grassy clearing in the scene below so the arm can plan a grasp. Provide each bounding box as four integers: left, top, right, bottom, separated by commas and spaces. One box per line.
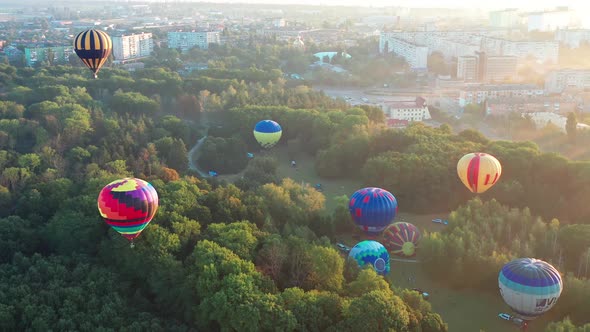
272, 146, 362, 212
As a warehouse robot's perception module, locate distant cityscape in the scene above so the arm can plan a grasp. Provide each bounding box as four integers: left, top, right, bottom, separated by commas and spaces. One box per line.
1, 3, 589, 132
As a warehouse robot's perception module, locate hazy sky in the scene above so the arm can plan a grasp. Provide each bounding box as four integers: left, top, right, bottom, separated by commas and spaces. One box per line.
189, 0, 590, 11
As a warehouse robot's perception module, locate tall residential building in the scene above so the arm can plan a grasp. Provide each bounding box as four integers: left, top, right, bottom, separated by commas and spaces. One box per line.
112, 32, 153, 62
24, 46, 73, 67
489, 9, 520, 28
555, 29, 590, 48
528, 8, 572, 32
379, 33, 428, 70
167, 31, 221, 52
479, 53, 517, 82
457, 56, 478, 81
545, 69, 590, 93
457, 53, 516, 83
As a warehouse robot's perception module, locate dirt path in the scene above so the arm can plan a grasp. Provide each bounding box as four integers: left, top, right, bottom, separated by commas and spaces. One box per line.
187, 128, 209, 177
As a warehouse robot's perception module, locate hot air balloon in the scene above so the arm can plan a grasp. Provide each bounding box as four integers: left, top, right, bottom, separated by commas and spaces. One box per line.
383, 222, 421, 257
253, 120, 282, 149
348, 240, 390, 275
457, 152, 502, 194
498, 258, 563, 320
349, 187, 398, 235
73, 29, 112, 78
97, 178, 158, 245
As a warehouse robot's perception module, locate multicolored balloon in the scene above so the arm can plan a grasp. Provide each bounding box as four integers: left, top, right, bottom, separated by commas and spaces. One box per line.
349, 187, 398, 235
383, 222, 421, 257
348, 240, 390, 275
97, 178, 159, 242
498, 258, 563, 320
74, 29, 112, 78
457, 152, 502, 194
253, 120, 282, 149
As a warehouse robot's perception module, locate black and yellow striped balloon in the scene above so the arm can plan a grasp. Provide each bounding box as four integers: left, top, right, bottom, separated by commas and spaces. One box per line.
73, 29, 112, 78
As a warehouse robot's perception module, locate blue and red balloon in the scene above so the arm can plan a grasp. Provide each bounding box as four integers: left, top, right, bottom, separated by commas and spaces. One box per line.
349, 187, 398, 235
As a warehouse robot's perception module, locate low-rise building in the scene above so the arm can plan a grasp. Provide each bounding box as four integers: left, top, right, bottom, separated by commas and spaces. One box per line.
459, 84, 544, 106
545, 69, 590, 94
381, 97, 431, 122
485, 97, 576, 116
24, 45, 74, 67
555, 29, 590, 48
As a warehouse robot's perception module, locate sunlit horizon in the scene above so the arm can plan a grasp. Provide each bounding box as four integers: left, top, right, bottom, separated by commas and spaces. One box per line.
127, 0, 590, 12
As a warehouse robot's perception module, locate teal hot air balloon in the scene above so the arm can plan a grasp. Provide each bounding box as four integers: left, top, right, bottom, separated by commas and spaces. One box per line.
348, 240, 390, 275
253, 120, 282, 149
498, 258, 563, 320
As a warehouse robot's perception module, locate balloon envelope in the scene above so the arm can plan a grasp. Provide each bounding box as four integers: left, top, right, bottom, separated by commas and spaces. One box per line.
383, 222, 421, 257
349, 187, 398, 235
498, 258, 563, 320
97, 178, 159, 241
348, 240, 390, 275
74, 29, 112, 78
457, 152, 502, 193
253, 120, 282, 149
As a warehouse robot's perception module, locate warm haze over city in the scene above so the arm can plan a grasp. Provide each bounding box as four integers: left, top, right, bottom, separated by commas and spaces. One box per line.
0, 0, 589, 331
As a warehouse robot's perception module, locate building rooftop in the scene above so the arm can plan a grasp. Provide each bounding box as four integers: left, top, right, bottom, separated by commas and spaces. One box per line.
462, 84, 542, 91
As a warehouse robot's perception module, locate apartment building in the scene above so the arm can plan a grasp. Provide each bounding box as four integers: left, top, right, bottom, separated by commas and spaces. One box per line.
379, 33, 428, 70
555, 29, 590, 48
24, 45, 73, 66
545, 69, 590, 93
481, 37, 559, 63
457, 56, 478, 81
167, 31, 220, 52
459, 84, 544, 106
112, 32, 153, 61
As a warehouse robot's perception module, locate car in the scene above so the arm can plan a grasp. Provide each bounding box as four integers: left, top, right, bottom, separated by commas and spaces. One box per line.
336, 243, 351, 253
498, 313, 527, 328
411, 288, 429, 300
432, 219, 449, 225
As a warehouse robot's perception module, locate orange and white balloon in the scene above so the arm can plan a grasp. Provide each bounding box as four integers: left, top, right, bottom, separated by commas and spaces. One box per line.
457, 152, 501, 194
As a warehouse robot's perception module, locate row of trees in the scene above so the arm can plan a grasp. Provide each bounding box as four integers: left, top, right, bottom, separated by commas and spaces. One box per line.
419, 198, 590, 327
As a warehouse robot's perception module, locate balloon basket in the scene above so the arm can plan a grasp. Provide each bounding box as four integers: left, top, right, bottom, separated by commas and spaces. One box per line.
130, 242, 135, 249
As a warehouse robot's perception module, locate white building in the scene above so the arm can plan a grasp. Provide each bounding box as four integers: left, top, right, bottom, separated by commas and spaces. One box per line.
379, 33, 428, 70
481, 37, 559, 64
545, 69, 590, 93
490, 9, 521, 28
457, 56, 478, 81
523, 112, 567, 131
112, 32, 153, 62
459, 84, 544, 106
381, 97, 431, 122
167, 31, 220, 52
528, 9, 572, 32
555, 29, 590, 48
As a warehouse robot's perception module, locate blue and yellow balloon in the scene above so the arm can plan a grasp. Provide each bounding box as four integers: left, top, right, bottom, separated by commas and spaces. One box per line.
253, 120, 282, 149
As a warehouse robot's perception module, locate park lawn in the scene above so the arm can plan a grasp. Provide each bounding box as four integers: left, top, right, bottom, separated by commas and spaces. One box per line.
272, 146, 362, 212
